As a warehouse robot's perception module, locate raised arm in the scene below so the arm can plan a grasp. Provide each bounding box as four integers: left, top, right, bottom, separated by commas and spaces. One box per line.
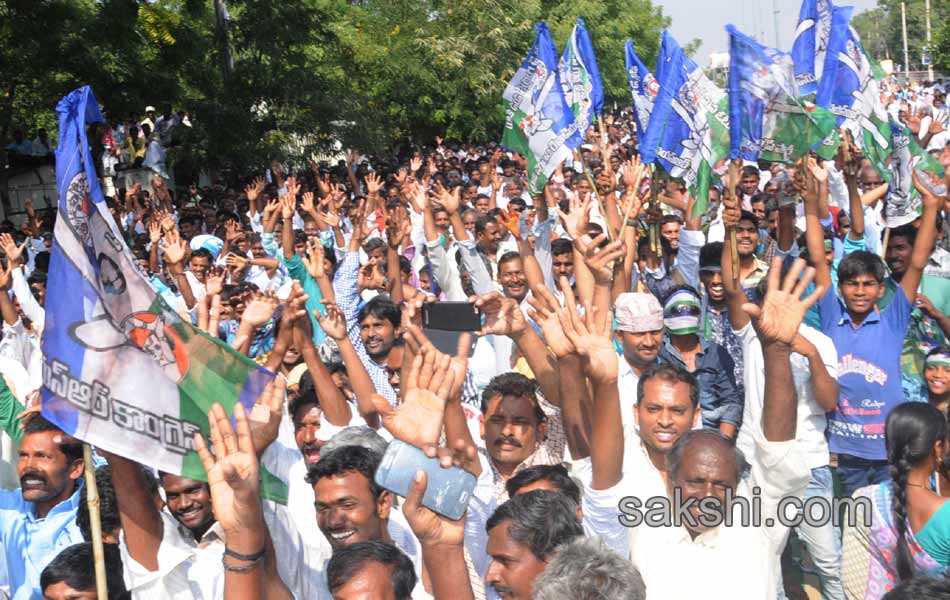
801, 164, 833, 294
741, 257, 824, 441
161, 229, 196, 310
902, 171, 943, 302
106, 452, 163, 571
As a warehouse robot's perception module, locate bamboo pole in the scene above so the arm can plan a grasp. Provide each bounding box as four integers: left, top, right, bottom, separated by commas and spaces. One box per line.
82, 444, 107, 600
726, 161, 741, 286
597, 116, 611, 170
573, 148, 613, 241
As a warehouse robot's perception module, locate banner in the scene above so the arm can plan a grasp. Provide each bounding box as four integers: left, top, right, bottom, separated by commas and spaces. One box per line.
728, 24, 837, 164
559, 17, 604, 135
624, 39, 659, 143
502, 23, 583, 194
43, 86, 285, 501
884, 121, 946, 227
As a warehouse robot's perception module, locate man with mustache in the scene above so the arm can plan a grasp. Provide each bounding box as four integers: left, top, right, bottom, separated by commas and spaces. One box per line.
0, 412, 85, 600
478, 373, 554, 502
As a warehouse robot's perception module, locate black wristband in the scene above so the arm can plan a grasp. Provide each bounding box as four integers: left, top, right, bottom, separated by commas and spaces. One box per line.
224, 546, 266, 562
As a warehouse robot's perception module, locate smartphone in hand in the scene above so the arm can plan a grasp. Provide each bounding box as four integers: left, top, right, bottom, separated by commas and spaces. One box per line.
374, 439, 477, 521
422, 301, 481, 332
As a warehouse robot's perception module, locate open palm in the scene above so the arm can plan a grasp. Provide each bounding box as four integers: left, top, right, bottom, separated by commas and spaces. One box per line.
742, 257, 823, 345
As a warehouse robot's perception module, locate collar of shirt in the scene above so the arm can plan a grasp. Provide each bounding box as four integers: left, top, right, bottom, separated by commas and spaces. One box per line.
175, 519, 226, 550
662, 334, 709, 365
835, 298, 882, 327
24, 484, 83, 523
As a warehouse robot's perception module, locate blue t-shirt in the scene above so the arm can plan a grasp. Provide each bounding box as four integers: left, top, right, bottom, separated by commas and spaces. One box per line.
819, 283, 912, 460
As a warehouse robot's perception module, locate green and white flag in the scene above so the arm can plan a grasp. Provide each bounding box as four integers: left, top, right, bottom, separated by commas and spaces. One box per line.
502, 23, 583, 194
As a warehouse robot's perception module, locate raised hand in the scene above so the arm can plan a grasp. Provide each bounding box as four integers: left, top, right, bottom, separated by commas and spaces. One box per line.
495, 208, 521, 240
410, 156, 423, 175
471, 291, 526, 337
557, 277, 617, 382
302, 239, 326, 280
247, 375, 287, 455
806, 156, 829, 183
314, 300, 348, 341
241, 291, 280, 327
365, 172, 383, 196
205, 267, 226, 297
525, 287, 575, 358
162, 229, 188, 265
225, 220, 244, 243
431, 181, 461, 215
560, 192, 591, 240
244, 177, 266, 204
279, 192, 296, 220
371, 327, 457, 447
741, 256, 823, 345
574, 234, 625, 284
285, 175, 301, 199
194, 403, 262, 538
148, 219, 162, 244
301, 191, 316, 215
0, 233, 27, 266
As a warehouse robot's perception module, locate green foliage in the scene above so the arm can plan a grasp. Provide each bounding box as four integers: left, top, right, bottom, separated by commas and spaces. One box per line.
853, 1, 950, 72
934, 22, 950, 75
2, 0, 673, 178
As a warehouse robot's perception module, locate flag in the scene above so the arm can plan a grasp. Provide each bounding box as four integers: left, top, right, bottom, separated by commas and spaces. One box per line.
502, 23, 583, 194
43, 86, 286, 502
624, 39, 659, 143
642, 31, 730, 216
791, 0, 834, 96
728, 24, 838, 164
559, 18, 604, 135
816, 6, 892, 176
884, 121, 946, 227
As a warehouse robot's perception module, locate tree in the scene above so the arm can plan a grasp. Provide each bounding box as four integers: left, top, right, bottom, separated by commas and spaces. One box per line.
853, 1, 950, 73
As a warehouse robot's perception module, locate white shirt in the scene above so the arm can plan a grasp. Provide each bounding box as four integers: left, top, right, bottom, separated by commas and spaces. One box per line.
631, 438, 810, 600
617, 358, 641, 434
734, 323, 837, 470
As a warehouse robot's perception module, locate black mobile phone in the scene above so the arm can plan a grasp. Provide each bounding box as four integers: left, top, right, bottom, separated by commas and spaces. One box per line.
374, 440, 477, 520
422, 302, 481, 332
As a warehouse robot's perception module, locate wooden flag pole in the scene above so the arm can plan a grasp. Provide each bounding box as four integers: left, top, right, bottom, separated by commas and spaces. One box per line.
598, 116, 611, 169
726, 161, 741, 286
573, 148, 613, 241
83, 444, 107, 600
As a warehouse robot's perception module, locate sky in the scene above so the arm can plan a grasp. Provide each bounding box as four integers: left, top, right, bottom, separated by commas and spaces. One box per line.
655, 0, 880, 65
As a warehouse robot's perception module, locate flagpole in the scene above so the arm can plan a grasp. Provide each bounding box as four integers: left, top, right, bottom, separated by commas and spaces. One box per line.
573, 148, 614, 241
82, 444, 107, 600
727, 161, 741, 286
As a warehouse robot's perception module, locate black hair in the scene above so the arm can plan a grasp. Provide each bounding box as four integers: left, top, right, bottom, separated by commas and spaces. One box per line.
27, 271, 47, 287
505, 464, 580, 505
23, 416, 83, 463
837, 250, 886, 284
888, 223, 918, 247
486, 490, 583, 561
636, 363, 699, 409
327, 361, 347, 376
507, 197, 527, 210
481, 372, 545, 424
660, 214, 683, 226
190, 247, 214, 262
305, 445, 384, 498
357, 295, 401, 329
741, 165, 760, 179
41, 543, 128, 600
363, 238, 387, 254
474, 214, 495, 236
77, 465, 121, 542
738, 210, 759, 229
886, 402, 948, 583
398, 255, 411, 275
33, 251, 50, 273
289, 388, 320, 420
497, 251, 522, 269
551, 238, 573, 257
882, 576, 950, 599
699, 242, 723, 270
327, 540, 416, 600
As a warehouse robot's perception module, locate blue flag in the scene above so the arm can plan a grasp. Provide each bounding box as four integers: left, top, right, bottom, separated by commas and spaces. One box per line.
559, 18, 604, 134
791, 0, 834, 96
624, 39, 659, 143
641, 32, 729, 215
815, 5, 855, 112
502, 23, 583, 194
728, 24, 837, 163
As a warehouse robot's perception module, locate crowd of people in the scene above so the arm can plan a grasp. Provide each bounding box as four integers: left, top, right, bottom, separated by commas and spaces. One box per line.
2, 77, 950, 600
